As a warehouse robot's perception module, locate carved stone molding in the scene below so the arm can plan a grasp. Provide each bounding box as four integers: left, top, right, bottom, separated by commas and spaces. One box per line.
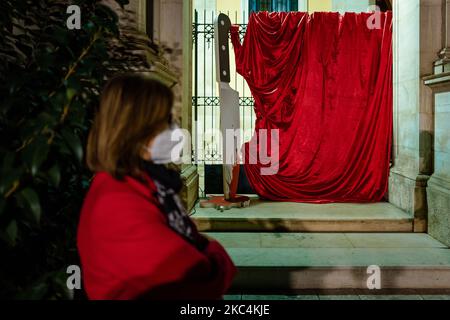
101, 0, 199, 212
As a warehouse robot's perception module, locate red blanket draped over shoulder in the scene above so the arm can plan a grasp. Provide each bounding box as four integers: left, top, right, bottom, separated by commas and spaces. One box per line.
77, 172, 237, 300
231, 11, 393, 203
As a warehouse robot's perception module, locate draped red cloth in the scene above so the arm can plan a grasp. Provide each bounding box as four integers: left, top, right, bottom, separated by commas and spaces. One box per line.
231, 11, 393, 203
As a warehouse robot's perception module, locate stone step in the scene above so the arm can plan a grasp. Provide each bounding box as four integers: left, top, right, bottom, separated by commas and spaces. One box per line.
224, 292, 450, 300
193, 200, 413, 232
205, 232, 450, 290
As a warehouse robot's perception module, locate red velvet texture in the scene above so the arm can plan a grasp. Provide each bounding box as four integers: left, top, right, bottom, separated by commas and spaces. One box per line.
230, 11, 393, 203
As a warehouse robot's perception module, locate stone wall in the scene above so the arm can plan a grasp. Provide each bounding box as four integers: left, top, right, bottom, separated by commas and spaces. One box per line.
153, 0, 199, 212
428, 91, 450, 245
389, 0, 443, 232
424, 0, 450, 245
103, 0, 199, 212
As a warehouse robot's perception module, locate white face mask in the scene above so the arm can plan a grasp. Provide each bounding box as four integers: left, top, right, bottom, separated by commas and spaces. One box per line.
147, 123, 185, 164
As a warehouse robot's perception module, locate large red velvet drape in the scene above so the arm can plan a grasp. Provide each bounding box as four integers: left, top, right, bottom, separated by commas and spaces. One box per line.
231, 11, 393, 203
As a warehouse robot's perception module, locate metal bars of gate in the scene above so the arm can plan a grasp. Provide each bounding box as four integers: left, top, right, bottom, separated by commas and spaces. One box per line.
192, 10, 255, 164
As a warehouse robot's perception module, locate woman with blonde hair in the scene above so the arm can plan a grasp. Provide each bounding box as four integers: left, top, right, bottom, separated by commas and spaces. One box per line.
77, 73, 237, 300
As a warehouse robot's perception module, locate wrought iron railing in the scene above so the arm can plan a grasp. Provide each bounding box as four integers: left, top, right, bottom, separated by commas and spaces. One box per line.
192, 10, 255, 163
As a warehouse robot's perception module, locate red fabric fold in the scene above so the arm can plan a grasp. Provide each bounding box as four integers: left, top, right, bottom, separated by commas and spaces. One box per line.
231, 11, 393, 203
77, 172, 237, 300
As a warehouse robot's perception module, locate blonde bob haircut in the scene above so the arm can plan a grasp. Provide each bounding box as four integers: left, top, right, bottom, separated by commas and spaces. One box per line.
86, 73, 174, 180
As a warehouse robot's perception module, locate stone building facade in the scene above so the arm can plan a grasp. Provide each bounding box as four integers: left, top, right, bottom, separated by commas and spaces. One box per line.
111, 0, 450, 245
390, 0, 450, 246
105, 0, 198, 212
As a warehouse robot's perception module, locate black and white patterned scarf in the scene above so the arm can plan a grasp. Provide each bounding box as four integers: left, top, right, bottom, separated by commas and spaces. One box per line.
142, 162, 209, 252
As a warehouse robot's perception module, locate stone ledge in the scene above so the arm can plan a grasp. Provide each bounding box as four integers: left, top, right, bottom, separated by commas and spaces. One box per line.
193, 201, 413, 232
423, 71, 450, 87
232, 266, 450, 290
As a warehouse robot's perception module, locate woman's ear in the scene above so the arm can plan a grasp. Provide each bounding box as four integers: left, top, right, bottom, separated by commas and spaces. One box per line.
140, 138, 154, 161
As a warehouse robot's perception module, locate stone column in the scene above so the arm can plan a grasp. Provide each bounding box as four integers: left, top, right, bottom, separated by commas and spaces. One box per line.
152, 0, 199, 213
105, 0, 198, 212
180, 0, 200, 213
390, 0, 442, 232
127, 0, 198, 212
423, 0, 450, 246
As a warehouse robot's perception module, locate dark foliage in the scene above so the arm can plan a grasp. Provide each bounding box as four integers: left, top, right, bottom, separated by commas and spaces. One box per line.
0, 0, 131, 299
